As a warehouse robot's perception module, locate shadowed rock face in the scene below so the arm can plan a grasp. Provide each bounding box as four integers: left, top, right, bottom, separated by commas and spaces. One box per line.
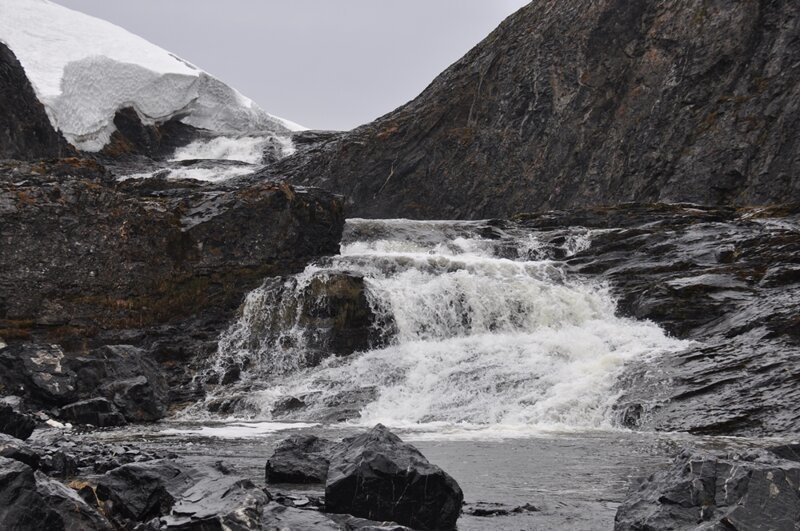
281, 0, 800, 219
0, 43, 73, 160
0, 167, 343, 345
0, 162, 344, 408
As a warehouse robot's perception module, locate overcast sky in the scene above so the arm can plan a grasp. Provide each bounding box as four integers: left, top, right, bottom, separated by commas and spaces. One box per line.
54, 0, 530, 130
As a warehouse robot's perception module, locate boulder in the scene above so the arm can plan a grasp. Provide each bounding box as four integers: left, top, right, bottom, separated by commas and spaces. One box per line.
34, 470, 112, 530
59, 397, 127, 427
70, 345, 169, 422
325, 424, 463, 530
161, 476, 268, 530
265, 434, 339, 484
0, 402, 36, 440
0, 456, 110, 530
615, 448, 800, 530
0, 344, 78, 405
39, 450, 78, 480
95, 460, 190, 523
0, 433, 40, 468
0, 457, 49, 529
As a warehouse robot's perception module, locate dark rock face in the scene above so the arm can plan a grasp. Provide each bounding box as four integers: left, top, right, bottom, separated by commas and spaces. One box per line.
0, 342, 169, 425
70, 345, 169, 422
0, 456, 110, 531
0, 43, 72, 160
537, 204, 800, 436
98, 107, 205, 162
0, 166, 344, 413
615, 448, 800, 530
0, 170, 343, 345
0, 433, 40, 468
282, 1, 800, 218
215, 271, 390, 381
96, 459, 272, 530
95, 460, 189, 523
0, 403, 36, 440
266, 434, 339, 484
326, 424, 463, 530
162, 476, 268, 530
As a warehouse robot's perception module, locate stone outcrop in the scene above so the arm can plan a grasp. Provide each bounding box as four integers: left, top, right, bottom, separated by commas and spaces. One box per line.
0, 167, 343, 344
615, 447, 800, 530
325, 424, 463, 530
0, 162, 344, 412
0, 456, 110, 531
265, 434, 339, 484
0, 43, 73, 161
529, 203, 800, 436
281, 1, 800, 218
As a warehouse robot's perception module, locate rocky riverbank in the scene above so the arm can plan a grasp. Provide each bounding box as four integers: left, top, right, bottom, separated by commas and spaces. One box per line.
0, 424, 463, 530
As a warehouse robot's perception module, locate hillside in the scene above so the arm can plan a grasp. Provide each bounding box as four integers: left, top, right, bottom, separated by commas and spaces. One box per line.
282, 0, 800, 218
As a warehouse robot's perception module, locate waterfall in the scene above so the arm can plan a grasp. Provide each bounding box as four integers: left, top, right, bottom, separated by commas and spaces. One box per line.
197, 219, 685, 433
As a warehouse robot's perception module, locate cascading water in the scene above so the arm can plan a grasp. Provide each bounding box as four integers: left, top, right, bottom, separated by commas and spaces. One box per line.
195, 219, 686, 434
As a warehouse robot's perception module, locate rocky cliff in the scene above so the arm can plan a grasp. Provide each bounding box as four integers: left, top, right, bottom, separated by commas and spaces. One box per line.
281, 0, 800, 219
0, 160, 344, 412
0, 42, 72, 160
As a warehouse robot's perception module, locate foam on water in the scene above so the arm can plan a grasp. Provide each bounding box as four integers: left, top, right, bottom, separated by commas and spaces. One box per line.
197, 219, 686, 436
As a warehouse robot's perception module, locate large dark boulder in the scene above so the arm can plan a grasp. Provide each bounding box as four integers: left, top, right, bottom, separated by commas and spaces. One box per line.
0, 433, 40, 468
0, 402, 36, 440
282, 1, 800, 218
95, 461, 189, 524
0, 43, 73, 160
265, 434, 339, 484
96, 459, 271, 529
0, 344, 78, 405
615, 448, 800, 530
325, 424, 463, 530
0, 456, 110, 530
70, 345, 169, 422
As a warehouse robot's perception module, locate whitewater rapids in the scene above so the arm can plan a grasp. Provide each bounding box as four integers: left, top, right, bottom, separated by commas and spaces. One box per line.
196, 219, 686, 436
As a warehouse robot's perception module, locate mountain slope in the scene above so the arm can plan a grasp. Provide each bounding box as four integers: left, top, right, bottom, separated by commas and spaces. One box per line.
0, 0, 303, 152
282, 0, 800, 219
0, 42, 71, 159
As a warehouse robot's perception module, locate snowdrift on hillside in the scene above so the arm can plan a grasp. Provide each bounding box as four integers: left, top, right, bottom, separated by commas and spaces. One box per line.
0, 0, 305, 151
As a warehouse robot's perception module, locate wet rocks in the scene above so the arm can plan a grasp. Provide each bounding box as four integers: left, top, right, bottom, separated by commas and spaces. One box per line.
0, 456, 109, 531
70, 345, 169, 423
266, 434, 339, 484
58, 398, 127, 428
0, 43, 73, 160
326, 424, 464, 530
615, 448, 800, 530
281, 1, 800, 218
0, 433, 40, 468
161, 475, 268, 530
554, 204, 800, 436
0, 167, 344, 415
0, 402, 36, 440
95, 460, 189, 524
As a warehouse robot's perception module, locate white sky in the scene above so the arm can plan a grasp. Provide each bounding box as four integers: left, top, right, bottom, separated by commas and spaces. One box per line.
53, 0, 530, 130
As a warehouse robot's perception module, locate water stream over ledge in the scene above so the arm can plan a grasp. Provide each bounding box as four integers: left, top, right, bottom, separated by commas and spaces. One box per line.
190, 218, 688, 435
73, 217, 794, 529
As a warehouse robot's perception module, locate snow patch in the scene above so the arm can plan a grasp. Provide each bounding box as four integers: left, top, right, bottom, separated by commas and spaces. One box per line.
0, 0, 304, 151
